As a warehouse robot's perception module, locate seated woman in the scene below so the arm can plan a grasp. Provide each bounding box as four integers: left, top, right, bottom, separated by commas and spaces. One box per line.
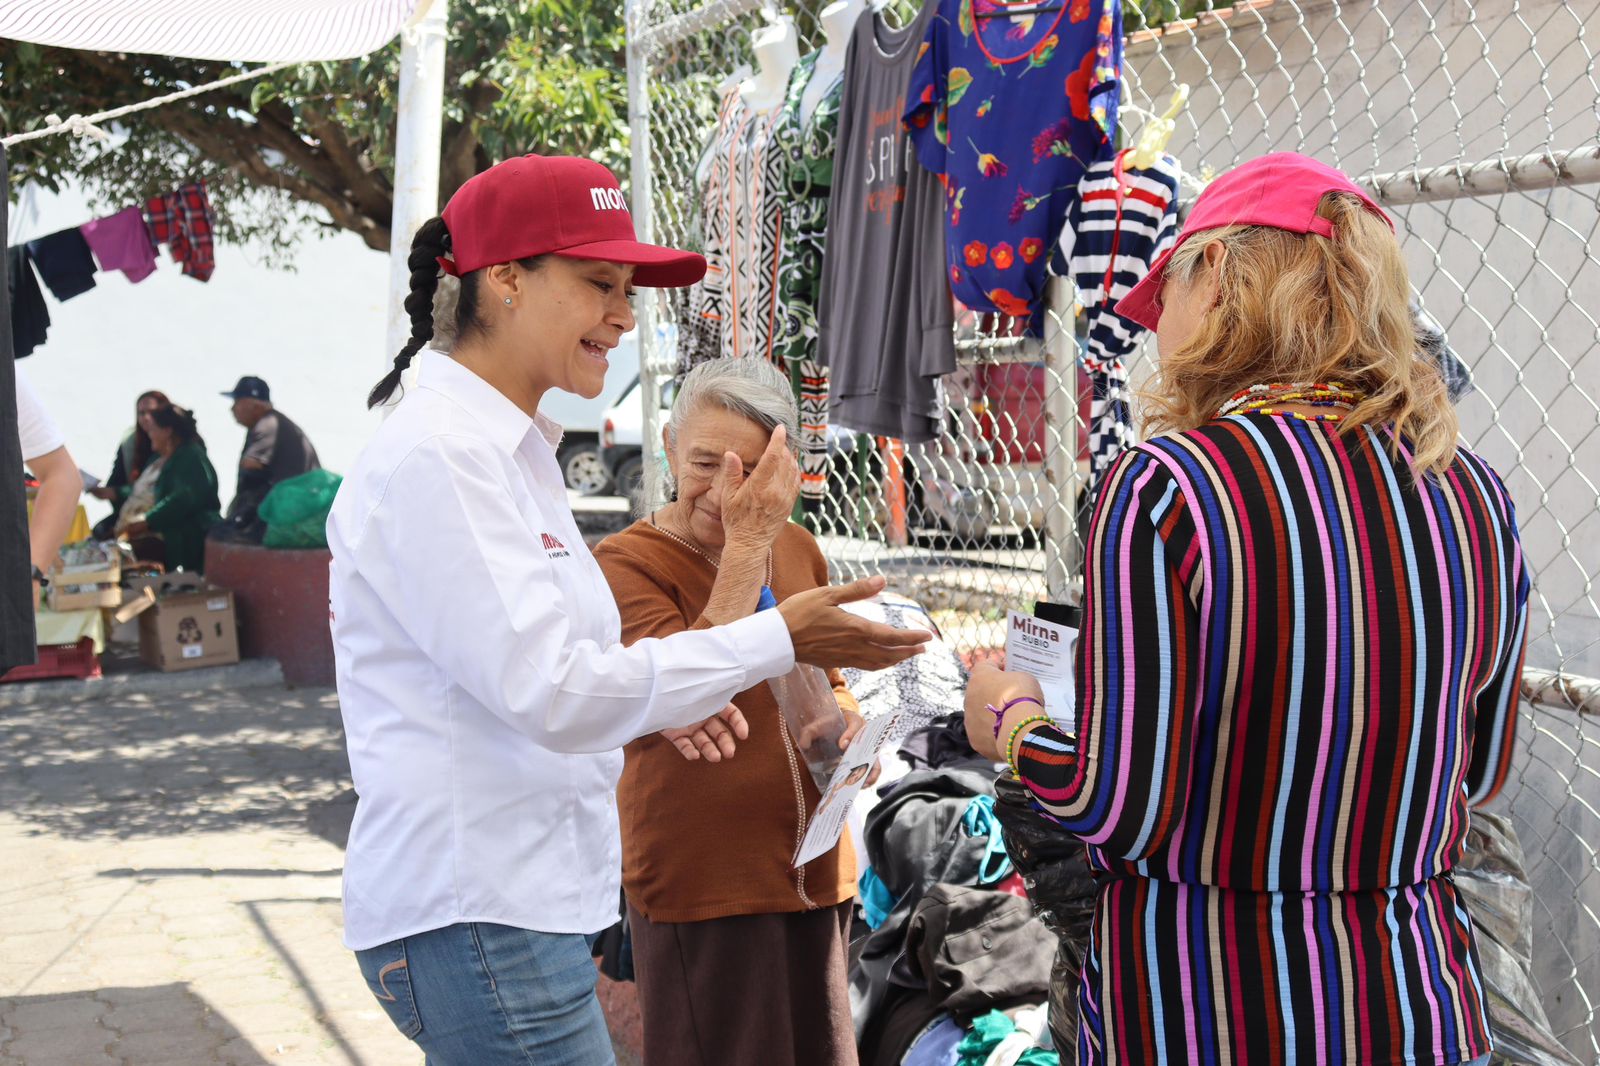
595, 356, 869, 1066
90, 390, 171, 540
122, 405, 222, 573
965, 154, 1529, 1065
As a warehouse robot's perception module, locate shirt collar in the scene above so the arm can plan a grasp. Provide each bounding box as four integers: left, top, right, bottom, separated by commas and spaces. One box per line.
416, 349, 564, 453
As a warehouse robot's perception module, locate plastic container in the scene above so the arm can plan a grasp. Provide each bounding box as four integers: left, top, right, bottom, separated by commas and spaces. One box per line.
0, 638, 102, 684
757, 585, 848, 789
769, 662, 848, 791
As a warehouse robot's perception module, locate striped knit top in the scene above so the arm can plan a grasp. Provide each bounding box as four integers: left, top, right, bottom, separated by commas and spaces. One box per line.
1016, 413, 1530, 1065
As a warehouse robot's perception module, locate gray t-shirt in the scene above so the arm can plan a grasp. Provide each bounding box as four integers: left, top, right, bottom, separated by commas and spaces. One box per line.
817, 1, 954, 444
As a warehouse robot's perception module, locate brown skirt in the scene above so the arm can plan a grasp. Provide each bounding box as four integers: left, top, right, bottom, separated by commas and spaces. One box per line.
628, 901, 860, 1066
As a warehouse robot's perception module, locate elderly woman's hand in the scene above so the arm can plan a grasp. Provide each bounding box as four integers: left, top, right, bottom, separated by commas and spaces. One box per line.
661, 702, 749, 763
720, 424, 800, 553
963, 662, 1047, 762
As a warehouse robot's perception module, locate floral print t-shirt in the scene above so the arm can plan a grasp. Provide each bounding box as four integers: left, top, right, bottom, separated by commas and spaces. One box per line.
905, 0, 1120, 322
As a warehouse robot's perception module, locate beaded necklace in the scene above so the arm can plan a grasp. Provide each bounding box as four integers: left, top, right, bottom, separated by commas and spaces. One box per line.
1217, 381, 1364, 423
648, 511, 774, 588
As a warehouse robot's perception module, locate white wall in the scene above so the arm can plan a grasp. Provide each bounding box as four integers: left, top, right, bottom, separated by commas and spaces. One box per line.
11, 184, 389, 528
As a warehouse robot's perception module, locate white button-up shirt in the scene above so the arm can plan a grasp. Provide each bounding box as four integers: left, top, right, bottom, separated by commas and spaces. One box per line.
328, 350, 795, 950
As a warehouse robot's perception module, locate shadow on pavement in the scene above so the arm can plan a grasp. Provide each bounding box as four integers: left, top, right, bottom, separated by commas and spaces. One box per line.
0, 984, 273, 1063
0, 685, 350, 841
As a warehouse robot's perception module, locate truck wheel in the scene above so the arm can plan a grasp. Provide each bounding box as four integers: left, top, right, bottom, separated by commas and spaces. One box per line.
561, 442, 612, 496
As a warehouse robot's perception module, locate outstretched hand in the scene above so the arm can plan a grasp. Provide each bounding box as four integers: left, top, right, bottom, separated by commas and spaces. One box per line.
778, 576, 933, 671
661, 702, 749, 763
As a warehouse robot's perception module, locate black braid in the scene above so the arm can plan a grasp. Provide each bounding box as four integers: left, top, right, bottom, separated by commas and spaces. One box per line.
368, 217, 451, 408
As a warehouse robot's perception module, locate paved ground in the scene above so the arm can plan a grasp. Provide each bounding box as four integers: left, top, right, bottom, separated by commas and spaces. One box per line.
0, 673, 640, 1066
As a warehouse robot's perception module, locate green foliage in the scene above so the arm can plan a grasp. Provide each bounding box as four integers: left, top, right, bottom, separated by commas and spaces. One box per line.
0, 0, 630, 261
1123, 0, 1241, 32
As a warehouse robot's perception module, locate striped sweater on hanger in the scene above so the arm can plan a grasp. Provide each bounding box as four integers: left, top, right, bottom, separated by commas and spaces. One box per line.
1061, 153, 1181, 484
1015, 415, 1529, 1065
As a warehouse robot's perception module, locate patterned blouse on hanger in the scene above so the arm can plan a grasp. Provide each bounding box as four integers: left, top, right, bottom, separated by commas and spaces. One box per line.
774, 51, 846, 501
687, 85, 789, 366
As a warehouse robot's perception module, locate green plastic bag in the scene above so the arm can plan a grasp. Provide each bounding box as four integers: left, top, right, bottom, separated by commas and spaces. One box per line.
258, 469, 342, 549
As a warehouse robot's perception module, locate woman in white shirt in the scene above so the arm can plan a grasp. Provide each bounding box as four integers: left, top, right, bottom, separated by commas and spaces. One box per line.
328, 154, 928, 1066
15, 367, 82, 603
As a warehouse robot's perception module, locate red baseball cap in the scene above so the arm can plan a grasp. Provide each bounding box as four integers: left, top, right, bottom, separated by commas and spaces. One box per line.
1113, 152, 1393, 332
437, 154, 706, 287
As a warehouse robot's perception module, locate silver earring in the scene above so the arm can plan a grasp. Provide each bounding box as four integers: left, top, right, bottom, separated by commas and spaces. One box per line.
504, 297, 512, 305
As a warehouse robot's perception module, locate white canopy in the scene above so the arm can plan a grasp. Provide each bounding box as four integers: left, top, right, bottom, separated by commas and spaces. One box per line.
0, 0, 429, 62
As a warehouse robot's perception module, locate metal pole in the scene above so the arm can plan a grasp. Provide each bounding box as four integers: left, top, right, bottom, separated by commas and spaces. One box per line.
1363, 144, 1600, 206
385, 0, 448, 372
626, 0, 666, 514
1042, 278, 1078, 604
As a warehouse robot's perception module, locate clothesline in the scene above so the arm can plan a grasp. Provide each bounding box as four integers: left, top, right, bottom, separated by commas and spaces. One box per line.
1, 60, 298, 148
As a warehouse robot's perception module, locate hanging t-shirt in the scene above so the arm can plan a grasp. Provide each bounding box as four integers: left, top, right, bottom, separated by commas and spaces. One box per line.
25, 228, 98, 302
685, 86, 788, 366
1060, 150, 1180, 486
7, 247, 50, 360
905, 0, 1120, 323
817, 0, 955, 445
774, 50, 846, 499
81, 207, 159, 283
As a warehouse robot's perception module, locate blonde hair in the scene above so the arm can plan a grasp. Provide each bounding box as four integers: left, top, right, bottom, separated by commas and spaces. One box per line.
1143, 192, 1459, 477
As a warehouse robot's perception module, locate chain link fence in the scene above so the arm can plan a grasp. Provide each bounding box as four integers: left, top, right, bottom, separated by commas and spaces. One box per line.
623, 0, 1600, 1057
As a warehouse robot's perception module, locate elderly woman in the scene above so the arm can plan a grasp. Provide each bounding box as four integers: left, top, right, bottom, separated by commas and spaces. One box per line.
965, 154, 1529, 1064
122, 404, 222, 573
595, 356, 866, 1066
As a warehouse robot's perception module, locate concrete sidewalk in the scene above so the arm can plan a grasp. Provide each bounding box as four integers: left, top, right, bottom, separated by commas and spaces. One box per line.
0, 673, 637, 1065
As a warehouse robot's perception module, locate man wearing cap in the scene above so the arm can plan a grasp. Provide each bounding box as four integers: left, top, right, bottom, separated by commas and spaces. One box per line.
219, 376, 320, 539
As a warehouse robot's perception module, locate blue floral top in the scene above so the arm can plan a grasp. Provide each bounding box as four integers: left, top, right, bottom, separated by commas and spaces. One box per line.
905, 0, 1120, 321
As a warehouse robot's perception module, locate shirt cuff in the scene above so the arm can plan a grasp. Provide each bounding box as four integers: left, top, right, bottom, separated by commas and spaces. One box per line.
724, 607, 795, 686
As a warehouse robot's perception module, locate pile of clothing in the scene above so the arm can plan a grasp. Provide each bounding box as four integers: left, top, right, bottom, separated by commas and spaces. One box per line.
849, 714, 1098, 1066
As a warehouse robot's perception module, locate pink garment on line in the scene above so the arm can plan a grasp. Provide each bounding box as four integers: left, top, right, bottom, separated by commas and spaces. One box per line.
80, 206, 158, 283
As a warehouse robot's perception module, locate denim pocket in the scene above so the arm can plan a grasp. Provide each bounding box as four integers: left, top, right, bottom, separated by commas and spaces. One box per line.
355, 939, 424, 1040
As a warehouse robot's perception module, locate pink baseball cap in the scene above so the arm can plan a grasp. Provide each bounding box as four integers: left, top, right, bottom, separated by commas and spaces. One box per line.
1113, 152, 1393, 332
438, 154, 706, 288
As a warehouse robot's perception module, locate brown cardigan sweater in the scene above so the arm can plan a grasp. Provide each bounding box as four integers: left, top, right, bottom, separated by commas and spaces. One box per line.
594, 519, 858, 923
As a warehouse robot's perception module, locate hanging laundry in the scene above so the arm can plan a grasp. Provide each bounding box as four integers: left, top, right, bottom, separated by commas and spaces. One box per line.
774, 50, 846, 500
81, 206, 159, 283
1060, 150, 1180, 486
905, 0, 1121, 324
7, 246, 50, 359
145, 182, 216, 281
685, 88, 787, 366
24, 227, 98, 301
818, 1, 955, 445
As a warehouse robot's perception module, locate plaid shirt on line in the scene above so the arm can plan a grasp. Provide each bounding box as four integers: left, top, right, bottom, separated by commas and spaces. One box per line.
145, 182, 215, 281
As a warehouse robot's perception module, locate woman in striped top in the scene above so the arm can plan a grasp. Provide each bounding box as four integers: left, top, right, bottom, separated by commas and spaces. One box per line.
965, 153, 1529, 1065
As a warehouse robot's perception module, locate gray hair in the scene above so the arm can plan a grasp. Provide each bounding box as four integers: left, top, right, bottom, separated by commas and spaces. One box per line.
666, 357, 800, 453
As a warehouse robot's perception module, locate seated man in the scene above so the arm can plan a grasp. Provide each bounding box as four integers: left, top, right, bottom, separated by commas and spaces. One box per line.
216, 376, 320, 541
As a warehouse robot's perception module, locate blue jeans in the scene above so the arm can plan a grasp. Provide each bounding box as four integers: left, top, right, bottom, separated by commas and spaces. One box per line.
355, 922, 617, 1066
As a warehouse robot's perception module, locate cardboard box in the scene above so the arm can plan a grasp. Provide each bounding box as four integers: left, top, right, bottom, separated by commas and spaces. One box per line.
132, 582, 241, 672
